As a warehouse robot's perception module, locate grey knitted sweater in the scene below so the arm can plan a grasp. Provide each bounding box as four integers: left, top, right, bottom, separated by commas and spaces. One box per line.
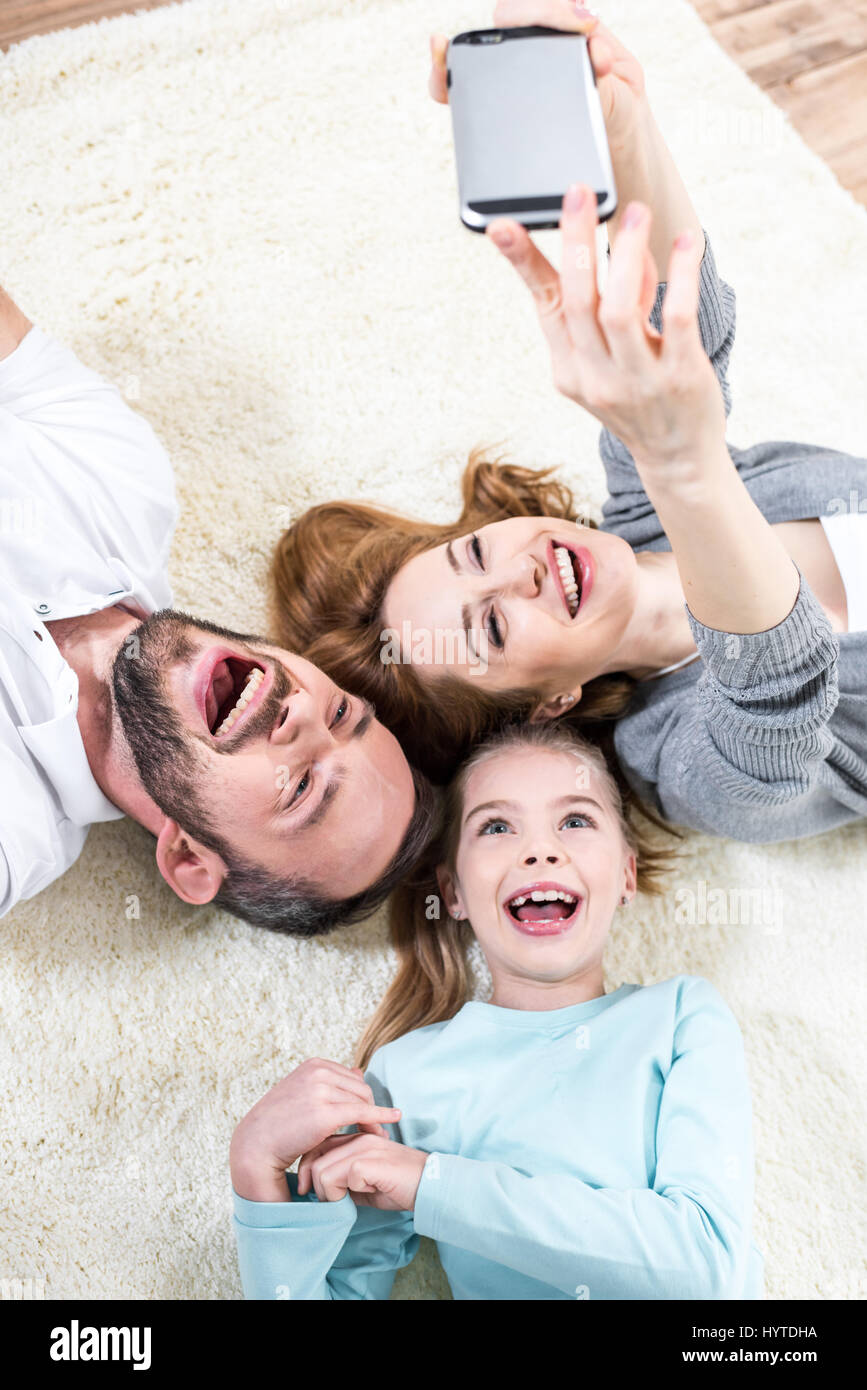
598, 231, 867, 843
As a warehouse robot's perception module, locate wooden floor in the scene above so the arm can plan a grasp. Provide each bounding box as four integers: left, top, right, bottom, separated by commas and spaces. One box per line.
0, 0, 865, 207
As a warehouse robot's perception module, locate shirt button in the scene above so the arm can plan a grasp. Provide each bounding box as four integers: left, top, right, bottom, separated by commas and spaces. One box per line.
35, 603, 50, 615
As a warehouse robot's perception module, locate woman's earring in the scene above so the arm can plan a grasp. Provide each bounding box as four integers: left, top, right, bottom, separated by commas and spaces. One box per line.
559, 694, 574, 708
620, 895, 628, 905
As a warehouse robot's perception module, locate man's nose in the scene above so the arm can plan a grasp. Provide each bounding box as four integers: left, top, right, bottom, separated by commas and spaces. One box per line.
269, 688, 330, 754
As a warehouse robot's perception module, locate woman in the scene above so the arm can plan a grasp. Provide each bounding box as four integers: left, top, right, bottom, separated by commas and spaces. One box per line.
272, 8, 867, 844
229, 723, 763, 1299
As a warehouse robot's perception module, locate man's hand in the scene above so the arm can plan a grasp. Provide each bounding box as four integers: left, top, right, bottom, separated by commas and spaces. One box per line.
297, 1132, 430, 1211
229, 1059, 401, 1203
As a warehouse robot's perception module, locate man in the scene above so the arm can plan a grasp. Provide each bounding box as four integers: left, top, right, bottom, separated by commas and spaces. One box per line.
0, 284, 435, 933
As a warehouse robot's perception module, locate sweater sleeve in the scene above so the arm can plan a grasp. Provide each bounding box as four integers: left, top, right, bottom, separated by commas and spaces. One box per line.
654, 570, 840, 830
232, 1178, 418, 1300
231, 1062, 419, 1300
599, 229, 737, 541
413, 978, 758, 1300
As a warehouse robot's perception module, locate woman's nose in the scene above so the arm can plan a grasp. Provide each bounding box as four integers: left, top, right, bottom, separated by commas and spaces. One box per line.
502, 552, 541, 599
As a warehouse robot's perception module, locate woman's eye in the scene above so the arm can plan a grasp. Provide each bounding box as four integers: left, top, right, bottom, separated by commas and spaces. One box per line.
470, 534, 484, 568
487, 610, 504, 651
332, 696, 349, 726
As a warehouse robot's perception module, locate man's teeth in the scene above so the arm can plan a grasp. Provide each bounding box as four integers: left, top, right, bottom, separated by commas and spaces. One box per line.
215, 667, 264, 735
554, 545, 580, 617
509, 890, 578, 907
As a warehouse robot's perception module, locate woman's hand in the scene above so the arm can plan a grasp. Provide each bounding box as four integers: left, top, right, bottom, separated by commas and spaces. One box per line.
429, 2, 648, 157
429, 4, 704, 276
229, 1058, 401, 1203
297, 1132, 430, 1211
490, 186, 726, 472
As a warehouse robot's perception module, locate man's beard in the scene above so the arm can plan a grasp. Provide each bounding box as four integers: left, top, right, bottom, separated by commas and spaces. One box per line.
110, 608, 289, 854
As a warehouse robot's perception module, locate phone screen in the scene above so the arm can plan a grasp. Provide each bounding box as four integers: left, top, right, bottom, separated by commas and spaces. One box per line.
448, 29, 614, 228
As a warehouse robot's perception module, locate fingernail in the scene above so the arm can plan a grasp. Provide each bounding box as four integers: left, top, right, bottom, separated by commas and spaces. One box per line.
623, 203, 644, 228
674, 231, 693, 251
564, 183, 586, 213
489, 225, 514, 249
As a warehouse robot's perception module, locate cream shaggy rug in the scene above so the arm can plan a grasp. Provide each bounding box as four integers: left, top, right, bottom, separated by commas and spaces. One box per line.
1, 0, 866, 1301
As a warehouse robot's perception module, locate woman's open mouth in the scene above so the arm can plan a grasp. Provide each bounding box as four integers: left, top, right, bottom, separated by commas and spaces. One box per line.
503, 882, 583, 936
203, 656, 268, 738
549, 540, 592, 620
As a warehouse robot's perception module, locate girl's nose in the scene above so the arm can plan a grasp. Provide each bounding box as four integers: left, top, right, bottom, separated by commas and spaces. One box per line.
522, 844, 565, 867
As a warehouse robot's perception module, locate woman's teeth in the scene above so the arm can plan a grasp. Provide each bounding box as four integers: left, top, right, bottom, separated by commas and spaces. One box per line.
554, 545, 580, 617
215, 667, 264, 735
510, 890, 577, 907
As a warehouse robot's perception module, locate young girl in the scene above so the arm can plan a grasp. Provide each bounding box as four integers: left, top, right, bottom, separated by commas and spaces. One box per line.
229, 724, 763, 1299
271, 10, 867, 843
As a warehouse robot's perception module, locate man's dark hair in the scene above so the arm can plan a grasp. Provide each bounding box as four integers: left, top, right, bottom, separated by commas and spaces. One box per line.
111, 608, 440, 936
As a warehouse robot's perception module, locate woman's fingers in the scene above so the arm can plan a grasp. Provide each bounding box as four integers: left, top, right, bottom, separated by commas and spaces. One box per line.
486, 219, 574, 367
660, 230, 704, 369
428, 33, 449, 103
493, 0, 599, 36
599, 202, 659, 369
560, 183, 607, 358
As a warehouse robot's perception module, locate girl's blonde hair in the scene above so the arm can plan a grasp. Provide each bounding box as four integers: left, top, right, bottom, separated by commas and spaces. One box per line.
354, 721, 679, 1070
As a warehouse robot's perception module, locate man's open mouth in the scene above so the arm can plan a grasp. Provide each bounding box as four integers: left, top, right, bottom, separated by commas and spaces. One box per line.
205, 658, 267, 737
503, 882, 583, 936
551, 541, 583, 619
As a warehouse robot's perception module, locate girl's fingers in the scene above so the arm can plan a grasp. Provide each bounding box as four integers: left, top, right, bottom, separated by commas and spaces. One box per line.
599, 202, 657, 369
486, 220, 574, 366
660, 230, 704, 367
296, 1133, 357, 1195
560, 183, 608, 358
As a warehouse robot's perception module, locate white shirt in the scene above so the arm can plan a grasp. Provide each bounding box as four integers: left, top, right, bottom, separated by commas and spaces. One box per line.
819, 512, 867, 632
0, 325, 177, 917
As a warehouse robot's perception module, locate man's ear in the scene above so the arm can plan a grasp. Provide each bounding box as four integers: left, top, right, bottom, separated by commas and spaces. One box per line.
530, 685, 583, 724
435, 864, 464, 921
155, 819, 227, 906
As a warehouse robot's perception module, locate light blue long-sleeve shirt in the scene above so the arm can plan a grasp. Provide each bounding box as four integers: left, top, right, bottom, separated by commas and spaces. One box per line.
232, 975, 764, 1300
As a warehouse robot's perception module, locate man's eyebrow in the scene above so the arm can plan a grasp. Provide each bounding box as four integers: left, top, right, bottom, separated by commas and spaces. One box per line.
283, 776, 342, 834
352, 702, 375, 740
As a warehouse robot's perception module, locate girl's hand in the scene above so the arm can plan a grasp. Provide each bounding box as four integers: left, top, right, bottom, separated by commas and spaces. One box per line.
230, 1059, 401, 1202
429, 3, 648, 157
489, 187, 726, 470
297, 1132, 430, 1211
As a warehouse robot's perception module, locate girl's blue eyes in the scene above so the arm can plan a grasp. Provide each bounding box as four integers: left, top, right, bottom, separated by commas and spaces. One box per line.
477, 814, 595, 836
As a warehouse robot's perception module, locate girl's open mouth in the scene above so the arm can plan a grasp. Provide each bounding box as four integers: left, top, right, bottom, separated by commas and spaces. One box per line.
503, 882, 583, 936
549, 540, 593, 620
203, 657, 267, 738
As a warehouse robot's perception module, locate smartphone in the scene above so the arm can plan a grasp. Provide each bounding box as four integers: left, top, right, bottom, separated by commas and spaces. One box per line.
446, 26, 617, 232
